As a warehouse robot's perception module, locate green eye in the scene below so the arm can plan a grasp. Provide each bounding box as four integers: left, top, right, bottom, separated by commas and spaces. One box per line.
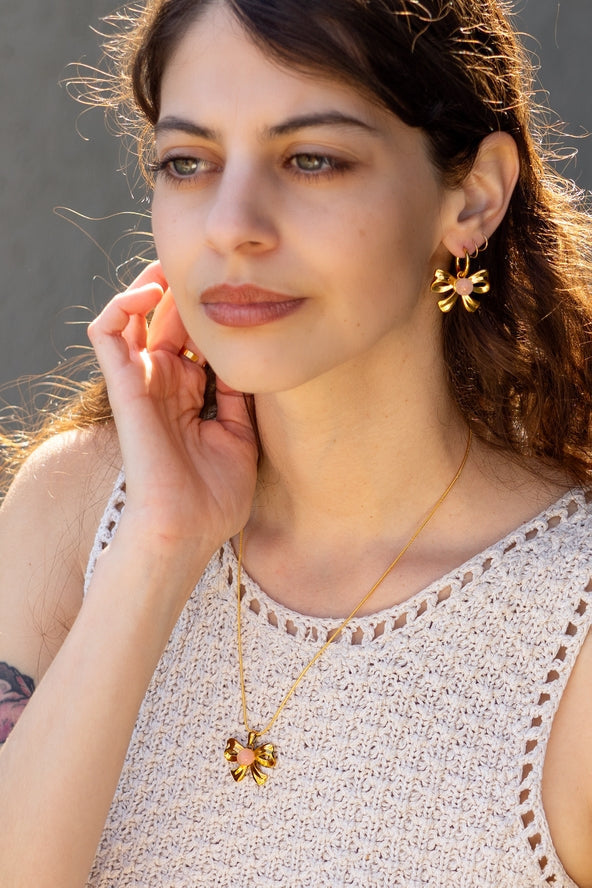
293, 154, 328, 171
171, 158, 199, 176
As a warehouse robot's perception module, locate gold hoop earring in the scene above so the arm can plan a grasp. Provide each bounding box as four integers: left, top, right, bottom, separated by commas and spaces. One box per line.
469, 235, 489, 260
431, 246, 490, 313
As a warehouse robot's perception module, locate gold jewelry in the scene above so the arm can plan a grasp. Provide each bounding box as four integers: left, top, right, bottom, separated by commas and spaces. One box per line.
225, 430, 473, 785
431, 248, 490, 313
469, 235, 488, 259
179, 346, 201, 363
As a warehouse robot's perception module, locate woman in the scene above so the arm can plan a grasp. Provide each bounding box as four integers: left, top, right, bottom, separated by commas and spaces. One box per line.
1, 0, 591, 885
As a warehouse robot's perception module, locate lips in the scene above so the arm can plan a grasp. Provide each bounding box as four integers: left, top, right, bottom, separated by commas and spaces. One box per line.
200, 283, 305, 327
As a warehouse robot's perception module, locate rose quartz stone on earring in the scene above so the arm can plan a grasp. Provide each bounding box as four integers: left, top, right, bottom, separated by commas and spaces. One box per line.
454, 277, 474, 296
237, 748, 256, 766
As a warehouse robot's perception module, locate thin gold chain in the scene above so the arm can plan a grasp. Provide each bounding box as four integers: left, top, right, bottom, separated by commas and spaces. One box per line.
236, 429, 472, 740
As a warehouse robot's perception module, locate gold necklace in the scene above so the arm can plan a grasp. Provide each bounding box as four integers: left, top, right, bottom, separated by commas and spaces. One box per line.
224, 429, 472, 785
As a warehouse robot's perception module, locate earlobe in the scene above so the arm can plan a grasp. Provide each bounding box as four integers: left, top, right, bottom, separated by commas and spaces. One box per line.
442, 131, 520, 257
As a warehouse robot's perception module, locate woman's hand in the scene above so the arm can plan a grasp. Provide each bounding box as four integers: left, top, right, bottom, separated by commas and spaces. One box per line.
0, 263, 258, 888
87, 261, 258, 561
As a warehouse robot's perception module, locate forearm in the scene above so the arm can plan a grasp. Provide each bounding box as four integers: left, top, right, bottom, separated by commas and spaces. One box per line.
0, 525, 210, 888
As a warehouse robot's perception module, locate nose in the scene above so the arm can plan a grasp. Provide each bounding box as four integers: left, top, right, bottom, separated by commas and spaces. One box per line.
204, 160, 279, 256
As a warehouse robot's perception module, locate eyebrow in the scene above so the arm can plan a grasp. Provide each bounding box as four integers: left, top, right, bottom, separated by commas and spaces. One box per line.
154, 111, 380, 141
266, 112, 379, 139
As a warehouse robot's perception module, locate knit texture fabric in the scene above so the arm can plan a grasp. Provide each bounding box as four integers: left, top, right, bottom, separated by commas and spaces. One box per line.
85, 477, 592, 887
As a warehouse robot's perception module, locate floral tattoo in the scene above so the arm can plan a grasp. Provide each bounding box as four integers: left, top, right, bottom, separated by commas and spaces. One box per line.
0, 662, 35, 745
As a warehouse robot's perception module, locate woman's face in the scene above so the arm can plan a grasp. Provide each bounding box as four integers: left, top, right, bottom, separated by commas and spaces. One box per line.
152, 2, 457, 393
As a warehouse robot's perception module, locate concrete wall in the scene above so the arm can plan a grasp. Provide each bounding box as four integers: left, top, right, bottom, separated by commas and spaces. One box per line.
1, 0, 591, 389
0, 1, 139, 394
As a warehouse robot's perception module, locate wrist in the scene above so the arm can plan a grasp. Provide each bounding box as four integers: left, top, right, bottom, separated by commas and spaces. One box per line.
85, 520, 216, 640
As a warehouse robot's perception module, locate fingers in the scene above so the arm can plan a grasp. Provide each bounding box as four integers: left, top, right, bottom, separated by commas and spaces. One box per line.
123, 260, 168, 293
214, 379, 257, 446
90, 261, 206, 368
88, 265, 169, 406
88, 283, 165, 376
147, 289, 200, 359
88, 261, 168, 362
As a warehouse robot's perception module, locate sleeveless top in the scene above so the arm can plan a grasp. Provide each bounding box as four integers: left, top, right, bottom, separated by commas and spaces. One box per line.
84, 476, 592, 887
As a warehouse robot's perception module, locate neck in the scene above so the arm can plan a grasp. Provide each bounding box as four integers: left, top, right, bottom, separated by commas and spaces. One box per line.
251, 337, 468, 545
239, 329, 567, 620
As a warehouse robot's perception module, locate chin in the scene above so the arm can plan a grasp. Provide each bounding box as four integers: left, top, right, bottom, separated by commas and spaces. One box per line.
209, 357, 323, 396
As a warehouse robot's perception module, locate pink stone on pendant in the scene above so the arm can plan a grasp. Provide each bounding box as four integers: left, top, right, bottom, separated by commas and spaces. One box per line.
454, 277, 474, 296
237, 747, 256, 766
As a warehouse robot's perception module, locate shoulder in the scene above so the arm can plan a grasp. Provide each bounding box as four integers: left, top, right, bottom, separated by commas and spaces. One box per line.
2, 421, 122, 565
0, 422, 121, 682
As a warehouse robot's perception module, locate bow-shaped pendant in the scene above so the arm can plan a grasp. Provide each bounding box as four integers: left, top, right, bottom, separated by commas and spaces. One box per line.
225, 731, 277, 785
431, 252, 490, 313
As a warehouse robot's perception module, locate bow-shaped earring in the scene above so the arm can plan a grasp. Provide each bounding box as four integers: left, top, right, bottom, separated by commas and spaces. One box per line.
431, 239, 490, 313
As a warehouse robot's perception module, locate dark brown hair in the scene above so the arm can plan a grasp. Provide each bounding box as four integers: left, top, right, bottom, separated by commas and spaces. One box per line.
3, 0, 592, 493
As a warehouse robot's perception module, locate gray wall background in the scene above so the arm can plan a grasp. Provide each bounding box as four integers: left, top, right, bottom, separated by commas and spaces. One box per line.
1, 0, 591, 391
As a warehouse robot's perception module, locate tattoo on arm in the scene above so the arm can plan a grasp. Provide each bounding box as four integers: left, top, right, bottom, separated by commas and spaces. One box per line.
0, 662, 35, 745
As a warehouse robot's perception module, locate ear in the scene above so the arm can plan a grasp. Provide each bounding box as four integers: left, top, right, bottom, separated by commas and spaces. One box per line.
441, 131, 519, 257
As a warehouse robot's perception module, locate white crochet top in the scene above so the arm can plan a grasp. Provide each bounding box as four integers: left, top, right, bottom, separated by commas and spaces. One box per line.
84, 477, 592, 887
